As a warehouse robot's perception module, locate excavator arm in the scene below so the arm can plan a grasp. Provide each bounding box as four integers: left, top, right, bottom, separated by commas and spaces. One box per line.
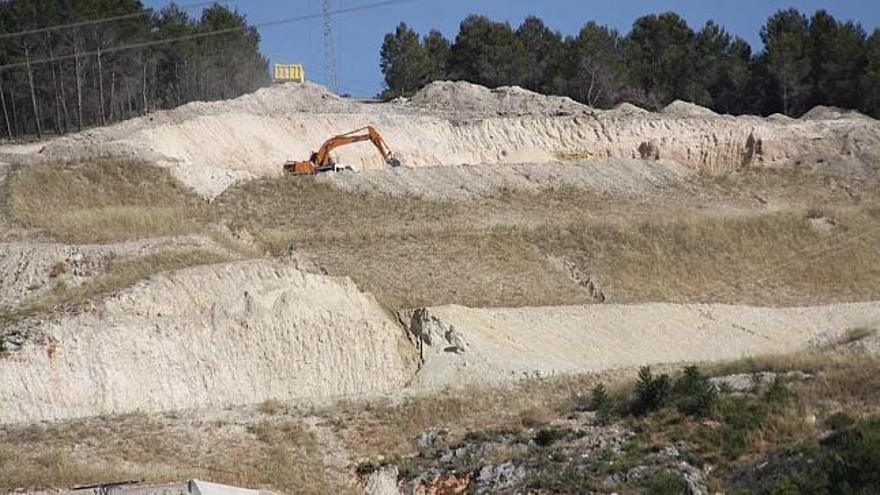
284, 125, 400, 174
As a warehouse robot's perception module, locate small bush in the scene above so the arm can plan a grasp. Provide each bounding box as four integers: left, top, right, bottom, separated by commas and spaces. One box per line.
826, 412, 855, 432
48, 262, 67, 278
533, 426, 577, 447
762, 376, 790, 409
821, 418, 880, 491
590, 382, 615, 425
633, 367, 671, 416
355, 461, 379, 476
643, 471, 689, 495
717, 396, 766, 457
672, 366, 718, 417
805, 207, 827, 220
257, 399, 284, 415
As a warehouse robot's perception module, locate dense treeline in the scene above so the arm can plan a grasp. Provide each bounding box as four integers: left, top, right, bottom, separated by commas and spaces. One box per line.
0, 0, 269, 139
380, 9, 880, 117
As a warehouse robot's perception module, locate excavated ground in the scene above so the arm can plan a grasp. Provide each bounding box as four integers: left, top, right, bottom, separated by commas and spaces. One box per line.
1, 81, 879, 430
400, 303, 880, 390
4, 81, 878, 198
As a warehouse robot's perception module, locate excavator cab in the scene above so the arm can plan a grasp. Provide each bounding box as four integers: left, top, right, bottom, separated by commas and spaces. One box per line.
283, 126, 401, 175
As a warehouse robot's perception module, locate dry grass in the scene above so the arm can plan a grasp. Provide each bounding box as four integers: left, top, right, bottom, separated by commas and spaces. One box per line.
305, 231, 590, 308
0, 414, 347, 494
7, 159, 876, 311
215, 173, 880, 309
5, 159, 213, 243
533, 206, 880, 305
325, 376, 602, 459
2, 351, 878, 492
1, 249, 232, 327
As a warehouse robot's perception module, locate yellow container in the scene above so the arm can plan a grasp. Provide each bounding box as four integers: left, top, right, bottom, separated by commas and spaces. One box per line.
274, 64, 305, 83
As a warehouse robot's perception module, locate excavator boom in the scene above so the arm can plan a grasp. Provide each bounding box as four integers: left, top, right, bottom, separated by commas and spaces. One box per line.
283, 125, 400, 175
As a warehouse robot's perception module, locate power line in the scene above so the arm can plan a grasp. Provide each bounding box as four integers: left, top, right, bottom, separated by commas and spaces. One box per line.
0, 0, 240, 40
0, 0, 418, 71
322, 0, 338, 94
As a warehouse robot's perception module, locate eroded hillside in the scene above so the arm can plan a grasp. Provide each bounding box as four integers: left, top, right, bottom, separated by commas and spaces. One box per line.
1, 81, 880, 493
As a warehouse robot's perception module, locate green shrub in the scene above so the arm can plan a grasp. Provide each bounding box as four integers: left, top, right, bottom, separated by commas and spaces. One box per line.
822, 418, 880, 492
644, 471, 689, 494
590, 382, 615, 425
633, 366, 671, 416
757, 418, 880, 494
673, 366, 718, 417
768, 477, 811, 495
826, 412, 856, 432
717, 396, 766, 457
533, 426, 576, 447
762, 376, 790, 410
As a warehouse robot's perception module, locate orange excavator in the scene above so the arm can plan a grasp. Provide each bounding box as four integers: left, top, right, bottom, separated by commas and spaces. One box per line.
283, 125, 401, 175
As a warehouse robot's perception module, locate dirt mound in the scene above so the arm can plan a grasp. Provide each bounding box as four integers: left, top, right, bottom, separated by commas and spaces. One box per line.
5, 81, 880, 198
3, 251, 879, 423
408, 80, 592, 117
607, 102, 651, 117
767, 113, 795, 123
0, 260, 416, 423
662, 100, 719, 118
400, 303, 880, 389
800, 105, 869, 121
155, 82, 355, 122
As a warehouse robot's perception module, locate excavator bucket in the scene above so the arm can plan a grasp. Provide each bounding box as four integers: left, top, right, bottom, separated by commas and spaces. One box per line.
388, 157, 402, 168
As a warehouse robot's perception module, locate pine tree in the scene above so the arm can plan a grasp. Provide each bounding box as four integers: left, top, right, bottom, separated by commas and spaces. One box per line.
448, 15, 528, 88
864, 29, 880, 117
380, 22, 431, 98
565, 22, 621, 108
760, 9, 811, 115
515, 16, 563, 94
622, 12, 699, 109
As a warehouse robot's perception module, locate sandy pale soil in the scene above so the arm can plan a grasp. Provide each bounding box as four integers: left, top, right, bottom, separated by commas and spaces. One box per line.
1, 257, 877, 424
3, 81, 877, 198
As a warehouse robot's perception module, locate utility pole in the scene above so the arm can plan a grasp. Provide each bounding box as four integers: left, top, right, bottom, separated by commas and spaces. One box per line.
322, 0, 338, 93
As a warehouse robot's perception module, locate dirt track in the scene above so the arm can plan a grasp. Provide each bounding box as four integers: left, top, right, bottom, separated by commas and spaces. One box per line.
401, 303, 880, 389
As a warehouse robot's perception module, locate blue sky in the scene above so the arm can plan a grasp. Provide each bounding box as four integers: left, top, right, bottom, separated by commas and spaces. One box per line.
144, 0, 880, 97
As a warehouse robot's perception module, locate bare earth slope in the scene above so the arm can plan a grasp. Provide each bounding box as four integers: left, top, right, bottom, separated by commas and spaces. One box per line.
401, 303, 880, 390
2, 254, 878, 424
317, 158, 693, 201
5, 82, 878, 197
1, 82, 879, 428
0, 260, 416, 423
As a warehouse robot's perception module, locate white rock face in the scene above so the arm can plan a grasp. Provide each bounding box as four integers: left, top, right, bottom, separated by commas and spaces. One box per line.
6, 81, 878, 198
400, 303, 880, 388
4, 274, 880, 423
0, 260, 417, 423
